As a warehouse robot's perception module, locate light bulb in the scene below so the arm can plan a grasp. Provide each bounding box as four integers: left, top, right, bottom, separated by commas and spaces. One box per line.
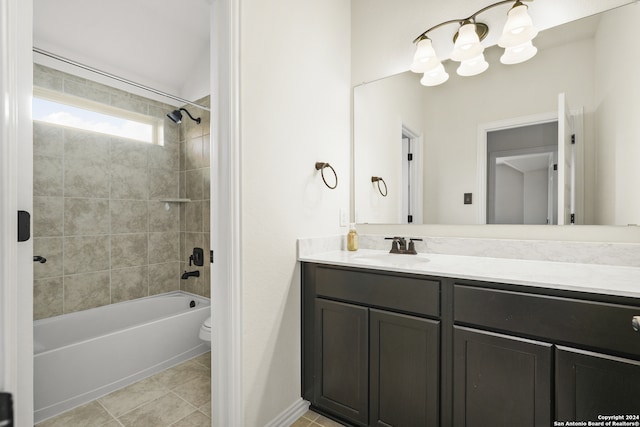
500, 40, 538, 64
410, 38, 441, 73
457, 53, 489, 76
451, 22, 484, 62
420, 63, 449, 86
499, 2, 538, 48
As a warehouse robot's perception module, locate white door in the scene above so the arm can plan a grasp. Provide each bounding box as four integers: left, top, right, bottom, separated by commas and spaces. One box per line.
557, 93, 573, 225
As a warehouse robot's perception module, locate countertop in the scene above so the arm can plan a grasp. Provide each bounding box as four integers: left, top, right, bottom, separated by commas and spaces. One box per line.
299, 249, 640, 299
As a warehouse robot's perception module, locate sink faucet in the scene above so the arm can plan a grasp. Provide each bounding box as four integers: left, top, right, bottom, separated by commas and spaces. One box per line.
385, 237, 423, 255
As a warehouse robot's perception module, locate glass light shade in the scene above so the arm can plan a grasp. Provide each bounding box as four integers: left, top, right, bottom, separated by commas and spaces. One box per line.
420, 63, 449, 86
456, 54, 489, 77
500, 40, 538, 64
450, 23, 484, 62
498, 3, 539, 48
410, 38, 441, 73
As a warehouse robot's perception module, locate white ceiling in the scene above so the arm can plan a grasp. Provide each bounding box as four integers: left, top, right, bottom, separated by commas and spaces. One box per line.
33, 0, 211, 106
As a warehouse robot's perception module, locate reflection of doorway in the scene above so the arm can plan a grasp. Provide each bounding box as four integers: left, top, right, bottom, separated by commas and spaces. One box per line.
401, 125, 423, 224
486, 121, 559, 224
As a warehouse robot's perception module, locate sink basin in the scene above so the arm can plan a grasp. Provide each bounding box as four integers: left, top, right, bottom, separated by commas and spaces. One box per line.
353, 253, 430, 268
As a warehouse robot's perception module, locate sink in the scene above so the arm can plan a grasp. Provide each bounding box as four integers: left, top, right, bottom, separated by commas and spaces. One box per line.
353, 253, 430, 268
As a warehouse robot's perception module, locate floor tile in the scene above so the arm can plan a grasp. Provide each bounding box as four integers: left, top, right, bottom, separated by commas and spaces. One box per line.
172, 372, 211, 408
98, 375, 169, 417
170, 410, 210, 426
36, 401, 115, 427
117, 392, 196, 426
151, 359, 210, 390
290, 418, 313, 427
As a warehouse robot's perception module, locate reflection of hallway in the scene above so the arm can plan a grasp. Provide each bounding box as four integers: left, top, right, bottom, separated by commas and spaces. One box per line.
36, 353, 211, 426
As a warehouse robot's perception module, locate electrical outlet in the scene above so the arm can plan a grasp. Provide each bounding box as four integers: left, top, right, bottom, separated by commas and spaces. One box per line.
339, 208, 348, 226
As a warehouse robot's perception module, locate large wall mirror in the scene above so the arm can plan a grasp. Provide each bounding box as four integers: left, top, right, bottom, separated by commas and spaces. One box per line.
354, 1, 640, 226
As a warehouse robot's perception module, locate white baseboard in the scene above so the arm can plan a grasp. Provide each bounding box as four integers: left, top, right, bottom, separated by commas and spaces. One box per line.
264, 398, 310, 427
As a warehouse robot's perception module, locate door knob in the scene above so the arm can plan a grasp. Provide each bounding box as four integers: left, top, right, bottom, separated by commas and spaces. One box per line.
633, 316, 640, 332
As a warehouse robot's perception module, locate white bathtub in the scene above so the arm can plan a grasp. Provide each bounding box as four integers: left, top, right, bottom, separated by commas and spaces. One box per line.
33, 291, 210, 423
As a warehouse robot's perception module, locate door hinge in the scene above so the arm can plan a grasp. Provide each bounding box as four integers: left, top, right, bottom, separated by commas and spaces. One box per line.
571, 134, 576, 144
17, 210, 30, 242
553, 164, 558, 171
408, 215, 413, 223
407, 153, 413, 161
570, 213, 575, 224
210, 250, 214, 264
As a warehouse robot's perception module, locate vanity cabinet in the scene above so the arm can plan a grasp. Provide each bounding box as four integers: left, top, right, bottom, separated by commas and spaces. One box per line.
302, 262, 640, 427
303, 264, 441, 427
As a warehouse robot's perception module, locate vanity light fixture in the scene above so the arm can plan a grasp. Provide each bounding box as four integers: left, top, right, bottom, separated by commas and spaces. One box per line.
411, 0, 538, 86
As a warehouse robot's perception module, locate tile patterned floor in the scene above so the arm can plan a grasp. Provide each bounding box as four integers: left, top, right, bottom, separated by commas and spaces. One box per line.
36, 352, 212, 427
35, 351, 343, 427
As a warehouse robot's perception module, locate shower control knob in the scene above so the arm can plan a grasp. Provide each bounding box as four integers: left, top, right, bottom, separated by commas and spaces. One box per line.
633, 316, 640, 332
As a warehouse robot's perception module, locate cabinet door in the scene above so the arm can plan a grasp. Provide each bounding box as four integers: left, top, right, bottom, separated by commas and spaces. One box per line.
315, 299, 369, 426
370, 310, 440, 427
453, 326, 552, 427
556, 346, 640, 421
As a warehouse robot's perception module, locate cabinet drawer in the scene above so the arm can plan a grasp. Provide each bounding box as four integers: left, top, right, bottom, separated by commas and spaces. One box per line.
454, 285, 640, 358
315, 266, 439, 317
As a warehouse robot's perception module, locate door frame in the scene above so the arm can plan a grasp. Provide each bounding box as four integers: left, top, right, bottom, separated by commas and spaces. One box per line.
476, 111, 558, 224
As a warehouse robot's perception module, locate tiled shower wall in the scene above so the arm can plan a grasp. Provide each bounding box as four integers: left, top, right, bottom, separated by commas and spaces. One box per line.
33, 64, 210, 320
179, 97, 211, 298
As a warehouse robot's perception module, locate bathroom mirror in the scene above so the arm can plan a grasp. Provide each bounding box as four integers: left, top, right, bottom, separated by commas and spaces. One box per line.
354, 1, 640, 226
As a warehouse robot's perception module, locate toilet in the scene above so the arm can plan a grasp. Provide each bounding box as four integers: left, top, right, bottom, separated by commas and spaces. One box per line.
199, 316, 211, 347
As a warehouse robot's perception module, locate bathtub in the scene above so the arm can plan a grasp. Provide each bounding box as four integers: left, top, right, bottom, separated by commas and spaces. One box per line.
33, 291, 210, 423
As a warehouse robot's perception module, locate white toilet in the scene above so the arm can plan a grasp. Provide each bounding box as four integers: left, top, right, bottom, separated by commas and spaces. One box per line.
199, 316, 211, 347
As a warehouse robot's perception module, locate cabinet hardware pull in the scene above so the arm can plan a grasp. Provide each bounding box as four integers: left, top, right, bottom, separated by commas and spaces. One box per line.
633, 316, 640, 332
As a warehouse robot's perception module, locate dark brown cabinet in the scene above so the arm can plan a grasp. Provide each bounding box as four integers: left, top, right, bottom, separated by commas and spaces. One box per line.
302, 263, 640, 427
453, 326, 552, 427
314, 299, 369, 426
370, 310, 439, 427
556, 346, 640, 420
303, 264, 441, 427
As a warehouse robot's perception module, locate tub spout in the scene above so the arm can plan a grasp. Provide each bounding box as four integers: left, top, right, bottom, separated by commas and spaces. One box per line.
181, 270, 200, 280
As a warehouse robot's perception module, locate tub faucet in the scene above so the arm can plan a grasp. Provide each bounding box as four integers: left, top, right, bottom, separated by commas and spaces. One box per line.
181, 270, 200, 280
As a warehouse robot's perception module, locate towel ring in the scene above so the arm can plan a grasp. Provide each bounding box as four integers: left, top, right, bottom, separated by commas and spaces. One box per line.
371, 176, 388, 197
315, 162, 338, 189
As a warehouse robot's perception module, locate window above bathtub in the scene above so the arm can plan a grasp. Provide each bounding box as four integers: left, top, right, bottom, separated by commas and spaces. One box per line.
32, 87, 164, 145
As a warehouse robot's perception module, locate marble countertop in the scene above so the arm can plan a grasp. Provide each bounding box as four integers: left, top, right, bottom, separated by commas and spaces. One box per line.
299, 249, 640, 299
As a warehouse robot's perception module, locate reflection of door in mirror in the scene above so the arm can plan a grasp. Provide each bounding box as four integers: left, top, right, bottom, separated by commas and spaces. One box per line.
401, 125, 423, 224
487, 122, 558, 224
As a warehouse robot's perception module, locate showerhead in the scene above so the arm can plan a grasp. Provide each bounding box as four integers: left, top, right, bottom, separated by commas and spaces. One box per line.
167, 108, 201, 125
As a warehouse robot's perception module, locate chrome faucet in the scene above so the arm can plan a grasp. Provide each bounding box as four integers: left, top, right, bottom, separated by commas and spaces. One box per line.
385, 237, 423, 255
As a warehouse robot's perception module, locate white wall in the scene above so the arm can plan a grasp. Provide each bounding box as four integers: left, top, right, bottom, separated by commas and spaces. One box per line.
524, 168, 549, 224
239, 0, 351, 424
495, 165, 524, 223
593, 2, 640, 225
354, 72, 423, 223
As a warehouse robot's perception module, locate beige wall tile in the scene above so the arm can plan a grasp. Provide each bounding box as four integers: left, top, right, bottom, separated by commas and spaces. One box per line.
149, 232, 180, 264
148, 201, 179, 232
110, 138, 148, 168
111, 266, 149, 303
202, 134, 210, 167
182, 233, 203, 263
33, 277, 63, 320
111, 200, 148, 233
185, 137, 203, 170
202, 202, 210, 232
33, 196, 64, 237
202, 168, 210, 200
110, 92, 148, 115
149, 262, 180, 295
149, 143, 179, 171
64, 271, 111, 313
110, 164, 148, 200
111, 233, 148, 269
63, 79, 110, 104
149, 168, 178, 199
64, 129, 111, 163
63, 235, 110, 275
64, 162, 110, 198
185, 169, 203, 201
184, 201, 203, 232
64, 198, 110, 236
33, 122, 63, 158
34, 237, 63, 280
34, 64, 63, 91
34, 155, 63, 196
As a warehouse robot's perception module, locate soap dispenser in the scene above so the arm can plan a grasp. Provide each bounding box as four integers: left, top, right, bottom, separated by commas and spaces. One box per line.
347, 223, 358, 251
